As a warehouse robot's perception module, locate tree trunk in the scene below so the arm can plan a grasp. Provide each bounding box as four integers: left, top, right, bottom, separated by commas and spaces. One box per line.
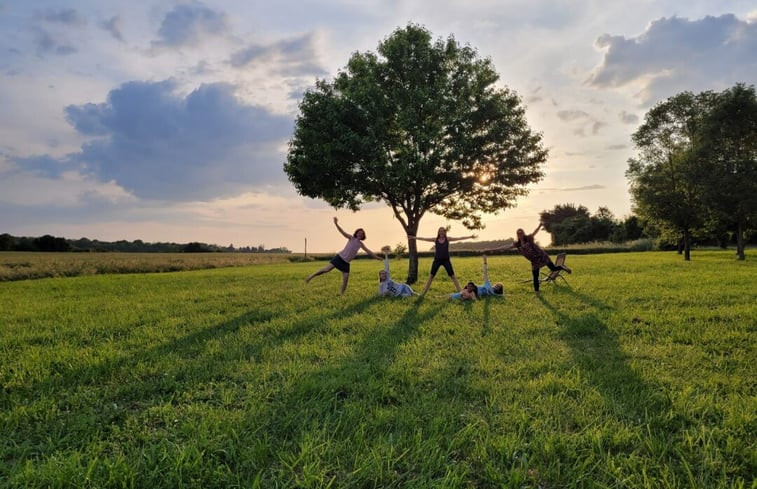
736, 220, 745, 260
406, 222, 419, 284
683, 228, 691, 261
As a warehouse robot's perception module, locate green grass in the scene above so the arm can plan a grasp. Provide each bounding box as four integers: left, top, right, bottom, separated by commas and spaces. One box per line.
1, 251, 755, 488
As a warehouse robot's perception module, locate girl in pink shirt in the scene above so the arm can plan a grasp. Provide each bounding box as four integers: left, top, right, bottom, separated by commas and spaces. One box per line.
305, 217, 382, 295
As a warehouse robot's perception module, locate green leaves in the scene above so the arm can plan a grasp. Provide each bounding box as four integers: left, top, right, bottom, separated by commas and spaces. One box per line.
285, 24, 547, 226
626, 83, 757, 259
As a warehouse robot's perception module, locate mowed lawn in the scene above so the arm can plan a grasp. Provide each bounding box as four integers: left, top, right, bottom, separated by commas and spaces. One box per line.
1, 251, 755, 488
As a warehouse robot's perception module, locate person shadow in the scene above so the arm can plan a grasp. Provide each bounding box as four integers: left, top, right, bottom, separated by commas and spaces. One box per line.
537, 288, 675, 426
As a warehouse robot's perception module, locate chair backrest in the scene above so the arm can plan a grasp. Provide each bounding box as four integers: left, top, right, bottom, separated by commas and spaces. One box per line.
544, 253, 567, 282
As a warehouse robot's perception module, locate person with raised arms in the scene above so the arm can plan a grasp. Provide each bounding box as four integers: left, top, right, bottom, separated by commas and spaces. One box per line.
408, 227, 476, 295
305, 217, 382, 295
486, 222, 571, 293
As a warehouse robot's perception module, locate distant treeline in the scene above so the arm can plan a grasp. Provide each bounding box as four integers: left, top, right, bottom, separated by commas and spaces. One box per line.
0, 233, 291, 254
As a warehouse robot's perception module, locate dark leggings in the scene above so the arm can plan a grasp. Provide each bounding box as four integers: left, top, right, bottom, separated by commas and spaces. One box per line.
532, 260, 566, 291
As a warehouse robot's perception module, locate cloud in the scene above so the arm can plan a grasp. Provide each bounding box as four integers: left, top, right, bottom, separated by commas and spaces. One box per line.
37, 8, 86, 27
152, 2, 228, 48
33, 29, 77, 56
100, 15, 124, 42
606, 144, 627, 150
556, 109, 590, 121
589, 14, 757, 103
540, 184, 605, 191
591, 121, 607, 135
49, 80, 294, 201
619, 110, 638, 124
230, 32, 328, 77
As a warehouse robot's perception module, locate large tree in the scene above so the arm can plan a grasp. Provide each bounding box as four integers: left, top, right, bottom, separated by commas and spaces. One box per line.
693, 83, 757, 260
626, 91, 714, 260
285, 24, 547, 283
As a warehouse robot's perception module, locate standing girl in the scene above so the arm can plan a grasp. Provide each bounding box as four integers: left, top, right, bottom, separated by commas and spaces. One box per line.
487, 222, 571, 293
306, 217, 381, 295
408, 227, 476, 294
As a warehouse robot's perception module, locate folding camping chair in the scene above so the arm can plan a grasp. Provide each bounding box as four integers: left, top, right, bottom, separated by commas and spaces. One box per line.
540, 252, 569, 285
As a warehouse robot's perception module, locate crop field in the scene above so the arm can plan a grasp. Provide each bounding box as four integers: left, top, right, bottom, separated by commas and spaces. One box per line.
0, 252, 296, 281
1, 251, 755, 488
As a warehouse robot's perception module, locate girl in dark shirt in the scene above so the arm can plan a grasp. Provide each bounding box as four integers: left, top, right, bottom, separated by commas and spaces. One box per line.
488, 222, 571, 292
408, 227, 476, 294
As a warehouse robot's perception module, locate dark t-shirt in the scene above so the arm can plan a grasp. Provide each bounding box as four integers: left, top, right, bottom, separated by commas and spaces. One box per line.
434, 238, 449, 260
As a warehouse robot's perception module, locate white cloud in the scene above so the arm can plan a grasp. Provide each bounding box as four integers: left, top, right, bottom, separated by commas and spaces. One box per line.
589, 14, 757, 103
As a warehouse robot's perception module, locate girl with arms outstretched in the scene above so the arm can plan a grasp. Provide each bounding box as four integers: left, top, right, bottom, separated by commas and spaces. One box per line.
408, 227, 476, 294
487, 222, 571, 293
306, 217, 381, 295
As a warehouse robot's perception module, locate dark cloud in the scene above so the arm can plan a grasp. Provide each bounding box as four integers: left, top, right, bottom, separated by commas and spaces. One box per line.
14, 155, 72, 178
556, 109, 590, 121
589, 14, 757, 103
37, 8, 86, 27
52, 80, 294, 201
591, 121, 607, 135
100, 15, 124, 42
230, 32, 328, 76
619, 110, 638, 124
152, 2, 228, 48
33, 29, 77, 56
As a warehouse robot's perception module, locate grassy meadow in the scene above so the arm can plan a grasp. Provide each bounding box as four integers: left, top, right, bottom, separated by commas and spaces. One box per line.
0, 251, 755, 488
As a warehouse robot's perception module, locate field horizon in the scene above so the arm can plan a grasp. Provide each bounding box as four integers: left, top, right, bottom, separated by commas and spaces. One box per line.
1, 251, 755, 488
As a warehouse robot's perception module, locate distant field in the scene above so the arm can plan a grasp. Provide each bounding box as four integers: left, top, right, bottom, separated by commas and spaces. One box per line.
0, 251, 299, 281
1, 251, 755, 488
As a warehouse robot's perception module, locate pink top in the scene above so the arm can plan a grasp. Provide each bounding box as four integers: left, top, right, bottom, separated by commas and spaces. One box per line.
338, 237, 362, 262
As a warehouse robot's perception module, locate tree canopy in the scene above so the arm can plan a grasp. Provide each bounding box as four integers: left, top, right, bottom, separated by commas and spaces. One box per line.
626, 91, 713, 260
691, 83, 757, 260
627, 84, 757, 260
285, 24, 547, 282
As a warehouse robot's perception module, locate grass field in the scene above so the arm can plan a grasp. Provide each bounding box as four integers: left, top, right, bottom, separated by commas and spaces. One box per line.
0, 252, 295, 282
1, 251, 755, 488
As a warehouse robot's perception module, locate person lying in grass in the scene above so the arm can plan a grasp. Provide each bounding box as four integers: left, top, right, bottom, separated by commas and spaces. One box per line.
378, 248, 418, 297
448, 254, 504, 300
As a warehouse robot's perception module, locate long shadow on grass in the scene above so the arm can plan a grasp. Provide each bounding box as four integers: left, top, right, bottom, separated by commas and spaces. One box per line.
240, 296, 450, 484
538, 287, 673, 426
3, 297, 384, 450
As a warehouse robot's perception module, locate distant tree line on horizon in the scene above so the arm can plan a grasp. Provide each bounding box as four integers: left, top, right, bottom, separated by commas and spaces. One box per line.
0, 234, 291, 254
446, 203, 755, 252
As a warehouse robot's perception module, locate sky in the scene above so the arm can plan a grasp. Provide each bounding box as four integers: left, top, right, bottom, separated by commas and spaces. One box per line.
1, 1, 755, 253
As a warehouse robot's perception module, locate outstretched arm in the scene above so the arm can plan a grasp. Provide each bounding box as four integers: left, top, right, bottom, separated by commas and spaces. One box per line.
485, 242, 517, 253
407, 235, 436, 242
384, 254, 391, 277
333, 217, 352, 239
361, 243, 382, 260
482, 254, 489, 283
447, 234, 477, 242
529, 222, 543, 238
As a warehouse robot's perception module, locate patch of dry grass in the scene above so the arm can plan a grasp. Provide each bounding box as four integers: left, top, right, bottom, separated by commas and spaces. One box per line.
0, 252, 296, 281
